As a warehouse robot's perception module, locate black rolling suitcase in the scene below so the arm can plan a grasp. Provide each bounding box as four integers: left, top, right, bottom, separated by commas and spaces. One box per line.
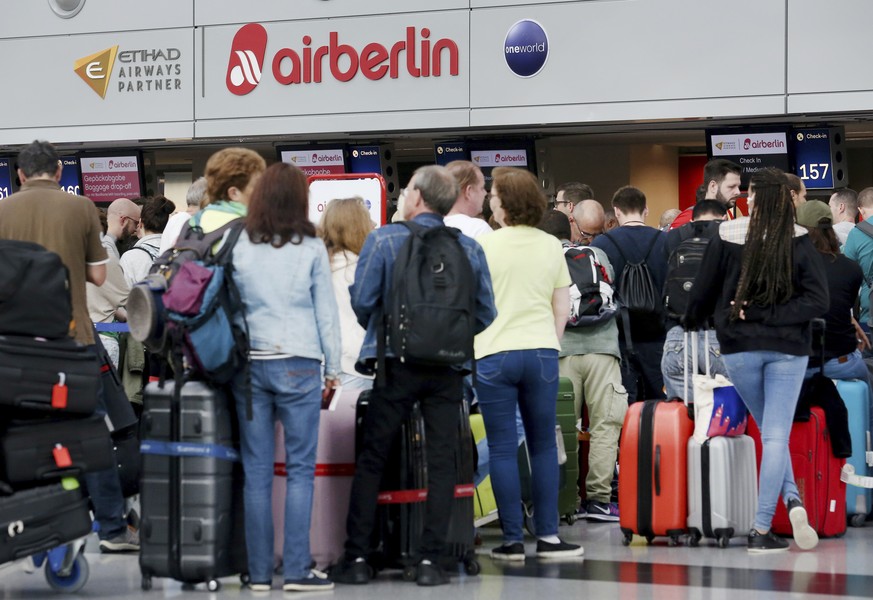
356, 392, 479, 579
0, 415, 114, 484
0, 481, 92, 565
138, 380, 247, 592
0, 336, 100, 417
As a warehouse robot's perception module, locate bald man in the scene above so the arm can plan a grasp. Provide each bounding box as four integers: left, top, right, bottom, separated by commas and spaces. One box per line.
572, 199, 605, 245
105, 198, 142, 258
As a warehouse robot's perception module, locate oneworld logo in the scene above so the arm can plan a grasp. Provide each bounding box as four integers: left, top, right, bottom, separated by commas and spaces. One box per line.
504, 19, 548, 78
225, 23, 460, 95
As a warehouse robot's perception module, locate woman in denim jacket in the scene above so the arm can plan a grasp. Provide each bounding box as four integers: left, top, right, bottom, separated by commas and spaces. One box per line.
231, 161, 341, 592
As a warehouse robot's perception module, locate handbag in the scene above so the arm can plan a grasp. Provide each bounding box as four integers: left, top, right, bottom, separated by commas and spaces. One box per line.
687, 330, 748, 444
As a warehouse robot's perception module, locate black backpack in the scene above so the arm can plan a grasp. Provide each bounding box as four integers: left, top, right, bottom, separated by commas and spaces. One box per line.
663, 222, 717, 320
385, 221, 476, 367
603, 231, 662, 320
0, 240, 72, 339
563, 245, 617, 327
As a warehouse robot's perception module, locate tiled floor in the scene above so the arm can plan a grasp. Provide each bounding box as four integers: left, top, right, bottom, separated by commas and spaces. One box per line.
3, 518, 872, 599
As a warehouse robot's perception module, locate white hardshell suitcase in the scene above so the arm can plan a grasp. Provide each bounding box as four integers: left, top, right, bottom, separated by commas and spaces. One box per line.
687, 435, 757, 547
684, 330, 757, 547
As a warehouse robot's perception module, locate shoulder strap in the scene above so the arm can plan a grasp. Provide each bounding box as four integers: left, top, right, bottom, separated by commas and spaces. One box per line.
601, 232, 628, 263
857, 219, 873, 240
641, 230, 660, 261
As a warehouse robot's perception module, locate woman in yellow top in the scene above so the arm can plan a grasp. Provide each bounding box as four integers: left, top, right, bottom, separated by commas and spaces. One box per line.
475, 167, 582, 561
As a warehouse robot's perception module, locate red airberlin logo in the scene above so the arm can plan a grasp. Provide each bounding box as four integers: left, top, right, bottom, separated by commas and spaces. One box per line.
226, 23, 268, 96
225, 23, 459, 94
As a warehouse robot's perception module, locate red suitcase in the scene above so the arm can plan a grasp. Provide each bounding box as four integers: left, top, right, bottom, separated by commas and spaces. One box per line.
618, 399, 693, 545
766, 407, 846, 538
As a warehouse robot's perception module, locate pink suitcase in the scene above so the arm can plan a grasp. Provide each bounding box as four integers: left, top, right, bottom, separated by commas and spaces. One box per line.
272, 387, 361, 570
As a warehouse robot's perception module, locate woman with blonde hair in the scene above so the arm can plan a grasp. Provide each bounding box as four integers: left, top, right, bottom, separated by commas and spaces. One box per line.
475, 166, 582, 560
319, 197, 374, 389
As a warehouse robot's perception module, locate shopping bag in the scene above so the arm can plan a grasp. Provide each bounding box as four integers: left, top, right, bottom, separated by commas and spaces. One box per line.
692, 373, 748, 443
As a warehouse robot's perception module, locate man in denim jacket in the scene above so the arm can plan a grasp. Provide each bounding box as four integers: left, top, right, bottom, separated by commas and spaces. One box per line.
334, 165, 496, 587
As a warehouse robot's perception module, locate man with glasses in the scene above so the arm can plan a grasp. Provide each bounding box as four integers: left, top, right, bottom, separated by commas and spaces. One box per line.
105, 197, 142, 258
572, 199, 605, 246
555, 182, 594, 243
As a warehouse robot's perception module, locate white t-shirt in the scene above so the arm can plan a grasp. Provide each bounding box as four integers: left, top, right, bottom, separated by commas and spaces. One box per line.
834, 221, 854, 247
444, 213, 492, 240
158, 211, 194, 256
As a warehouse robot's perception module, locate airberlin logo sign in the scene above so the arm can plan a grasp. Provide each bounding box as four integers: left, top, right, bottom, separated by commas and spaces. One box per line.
226, 23, 460, 96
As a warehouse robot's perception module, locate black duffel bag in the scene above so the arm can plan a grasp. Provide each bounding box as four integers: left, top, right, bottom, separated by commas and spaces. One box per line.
0, 240, 72, 339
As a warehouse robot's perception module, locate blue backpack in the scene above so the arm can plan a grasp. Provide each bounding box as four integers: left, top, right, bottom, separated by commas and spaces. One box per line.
127, 216, 248, 386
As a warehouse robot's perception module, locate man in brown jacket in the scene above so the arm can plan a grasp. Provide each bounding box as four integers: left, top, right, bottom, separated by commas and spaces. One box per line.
0, 140, 138, 553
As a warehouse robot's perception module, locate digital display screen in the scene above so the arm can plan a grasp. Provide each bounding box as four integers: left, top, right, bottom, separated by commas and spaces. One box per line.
348, 145, 381, 174
60, 156, 81, 196
707, 128, 791, 188
794, 128, 835, 190
79, 153, 143, 202
279, 147, 346, 176
434, 142, 468, 166
0, 158, 13, 200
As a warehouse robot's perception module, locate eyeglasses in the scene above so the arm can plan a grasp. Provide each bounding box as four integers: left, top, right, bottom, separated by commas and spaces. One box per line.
122, 216, 140, 227
578, 228, 601, 240
556, 200, 572, 207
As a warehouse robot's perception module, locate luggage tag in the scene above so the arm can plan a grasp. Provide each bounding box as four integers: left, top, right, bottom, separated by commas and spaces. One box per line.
53, 444, 73, 468
51, 372, 68, 409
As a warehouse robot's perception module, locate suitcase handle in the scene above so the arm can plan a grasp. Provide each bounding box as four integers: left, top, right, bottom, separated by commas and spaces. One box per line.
654, 444, 661, 496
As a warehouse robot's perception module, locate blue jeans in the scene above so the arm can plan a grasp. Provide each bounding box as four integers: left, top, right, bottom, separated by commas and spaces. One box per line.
475, 349, 560, 542
805, 349, 868, 381
232, 357, 322, 583
83, 341, 126, 541
661, 326, 729, 403
722, 351, 807, 532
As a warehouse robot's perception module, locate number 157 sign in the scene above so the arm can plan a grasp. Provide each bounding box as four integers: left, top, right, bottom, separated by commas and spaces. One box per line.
795, 129, 834, 190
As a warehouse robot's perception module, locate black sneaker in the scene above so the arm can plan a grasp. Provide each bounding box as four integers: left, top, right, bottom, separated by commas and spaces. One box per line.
416, 560, 448, 587
586, 500, 620, 522
535, 539, 584, 559
283, 569, 334, 592
490, 542, 525, 561
747, 528, 789, 554
331, 555, 371, 585
787, 498, 819, 551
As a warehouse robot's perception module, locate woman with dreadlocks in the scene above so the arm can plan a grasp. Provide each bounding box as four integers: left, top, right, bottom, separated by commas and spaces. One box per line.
685, 167, 829, 554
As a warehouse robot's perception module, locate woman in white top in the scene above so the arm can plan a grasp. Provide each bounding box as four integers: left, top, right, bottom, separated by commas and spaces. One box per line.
318, 197, 375, 390
119, 195, 173, 287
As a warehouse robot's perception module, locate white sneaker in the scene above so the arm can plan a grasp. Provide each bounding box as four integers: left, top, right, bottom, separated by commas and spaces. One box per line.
788, 498, 819, 551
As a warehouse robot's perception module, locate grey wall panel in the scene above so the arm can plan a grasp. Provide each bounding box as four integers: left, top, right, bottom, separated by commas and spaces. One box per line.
196, 12, 469, 126
194, 109, 470, 139
0, 122, 195, 147
0, 1, 193, 39
0, 29, 193, 137
788, 0, 873, 94
195, 1, 469, 26
471, 96, 787, 128
470, 1, 785, 110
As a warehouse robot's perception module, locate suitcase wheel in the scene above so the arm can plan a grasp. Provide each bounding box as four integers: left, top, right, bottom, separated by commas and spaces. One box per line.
402, 566, 417, 582
667, 535, 680, 547
716, 535, 730, 549
621, 532, 633, 546
850, 513, 866, 528
563, 513, 577, 526
206, 579, 221, 592
240, 573, 251, 586
141, 575, 152, 591
686, 531, 702, 547
45, 553, 89, 593
464, 559, 481, 576
645, 535, 655, 545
